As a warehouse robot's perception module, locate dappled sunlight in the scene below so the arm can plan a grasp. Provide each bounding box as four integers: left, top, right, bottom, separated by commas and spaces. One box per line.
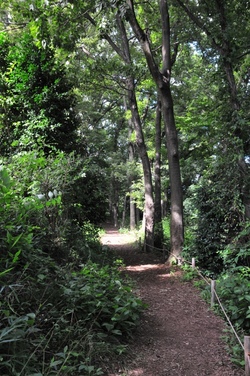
158, 272, 178, 279
127, 369, 144, 376
158, 270, 183, 279
101, 231, 137, 247
102, 238, 137, 246
109, 368, 144, 376
125, 264, 164, 272
124, 264, 182, 280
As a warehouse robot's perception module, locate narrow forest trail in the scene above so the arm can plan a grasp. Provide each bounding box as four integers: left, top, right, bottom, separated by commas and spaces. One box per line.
101, 224, 244, 376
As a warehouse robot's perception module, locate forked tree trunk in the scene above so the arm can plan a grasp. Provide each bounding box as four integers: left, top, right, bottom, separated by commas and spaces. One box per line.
126, 0, 184, 259
117, 15, 155, 250
85, 12, 155, 243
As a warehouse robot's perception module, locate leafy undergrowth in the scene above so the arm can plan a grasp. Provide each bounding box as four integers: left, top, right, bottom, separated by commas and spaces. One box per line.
0, 161, 146, 375
0, 257, 145, 375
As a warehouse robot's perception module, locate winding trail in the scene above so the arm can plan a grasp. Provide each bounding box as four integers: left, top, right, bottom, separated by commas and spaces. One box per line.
101, 224, 244, 376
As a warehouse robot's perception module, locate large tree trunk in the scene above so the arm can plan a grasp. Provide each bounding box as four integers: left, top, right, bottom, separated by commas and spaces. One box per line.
85, 12, 155, 241
160, 85, 183, 258
117, 15, 155, 250
127, 104, 136, 230
126, 0, 184, 258
159, 0, 183, 258
154, 98, 164, 249
126, 78, 155, 250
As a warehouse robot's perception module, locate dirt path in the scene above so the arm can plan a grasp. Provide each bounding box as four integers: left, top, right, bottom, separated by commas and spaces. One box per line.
101, 225, 244, 376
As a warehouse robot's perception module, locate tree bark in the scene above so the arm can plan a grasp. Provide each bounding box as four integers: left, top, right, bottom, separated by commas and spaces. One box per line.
90, 11, 155, 245
160, 84, 183, 257
126, 0, 184, 258
126, 100, 136, 230
154, 98, 164, 248
127, 77, 155, 249
117, 15, 155, 249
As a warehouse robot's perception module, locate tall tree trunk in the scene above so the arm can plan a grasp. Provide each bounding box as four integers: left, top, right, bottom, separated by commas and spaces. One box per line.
121, 194, 127, 228
111, 174, 119, 227
154, 98, 164, 248
117, 15, 155, 250
160, 85, 183, 257
159, 0, 183, 258
126, 76, 155, 249
126, 0, 184, 259
85, 11, 155, 249
126, 101, 136, 230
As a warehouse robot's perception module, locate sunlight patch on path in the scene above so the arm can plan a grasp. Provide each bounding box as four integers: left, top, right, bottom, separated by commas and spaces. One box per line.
109, 368, 144, 376
125, 264, 163, 272
101, 232, 137, 247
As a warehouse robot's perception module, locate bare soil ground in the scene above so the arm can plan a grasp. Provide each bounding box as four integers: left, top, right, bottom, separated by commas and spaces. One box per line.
101, 224, 244, 376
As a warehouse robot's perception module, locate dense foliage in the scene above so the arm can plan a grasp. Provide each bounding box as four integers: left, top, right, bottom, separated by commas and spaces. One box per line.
0, 163, 145, 375
0, 32, 79, 155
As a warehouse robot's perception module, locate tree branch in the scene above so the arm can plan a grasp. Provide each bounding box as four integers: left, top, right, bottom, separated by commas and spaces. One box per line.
125, 0, 161, 84
159, 0, 171, 75
84, 13, 125, 60
175, 0, 224, 54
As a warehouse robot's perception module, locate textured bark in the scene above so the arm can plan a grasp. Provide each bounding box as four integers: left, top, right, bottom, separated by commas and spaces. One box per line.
154, 99, 164, 249
127, 76, 155, 250
160, 85, 183, 257
127, 105, 136, 230
159, 0, 183, 258
94, 11, 155, 245
126, 0, 184, 258
117, 15, 155, 249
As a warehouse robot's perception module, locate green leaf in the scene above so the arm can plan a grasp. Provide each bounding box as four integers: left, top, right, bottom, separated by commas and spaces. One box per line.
12, 249, 22, 263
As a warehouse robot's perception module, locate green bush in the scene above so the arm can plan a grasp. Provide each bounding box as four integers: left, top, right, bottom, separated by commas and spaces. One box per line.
215, 270, 250, 366
0, 157, 144, 375
220, 222, 250, 270
0, 151, 110, 267
217, 270, 250, 330
162, 217, 171, 251
0, 261, 145, 375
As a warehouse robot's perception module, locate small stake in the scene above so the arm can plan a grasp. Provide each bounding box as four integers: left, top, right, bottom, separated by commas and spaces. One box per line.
191, 258, 195, 269
211, 280, 216, 307
163, 244, 166, 262
244, 336, 250, 376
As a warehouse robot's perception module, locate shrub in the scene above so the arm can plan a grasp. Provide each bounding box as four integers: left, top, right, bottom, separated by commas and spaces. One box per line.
0, 261, 145, 375
217, 270, 250, 330
0, 157, 145, 375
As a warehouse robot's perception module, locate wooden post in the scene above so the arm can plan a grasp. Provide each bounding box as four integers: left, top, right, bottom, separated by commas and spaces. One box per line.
138, 237, 141, 250
211, 280, 216, 307
244, 336, 250, 376
192, 257, 195, 269
163, 244, 166, 262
